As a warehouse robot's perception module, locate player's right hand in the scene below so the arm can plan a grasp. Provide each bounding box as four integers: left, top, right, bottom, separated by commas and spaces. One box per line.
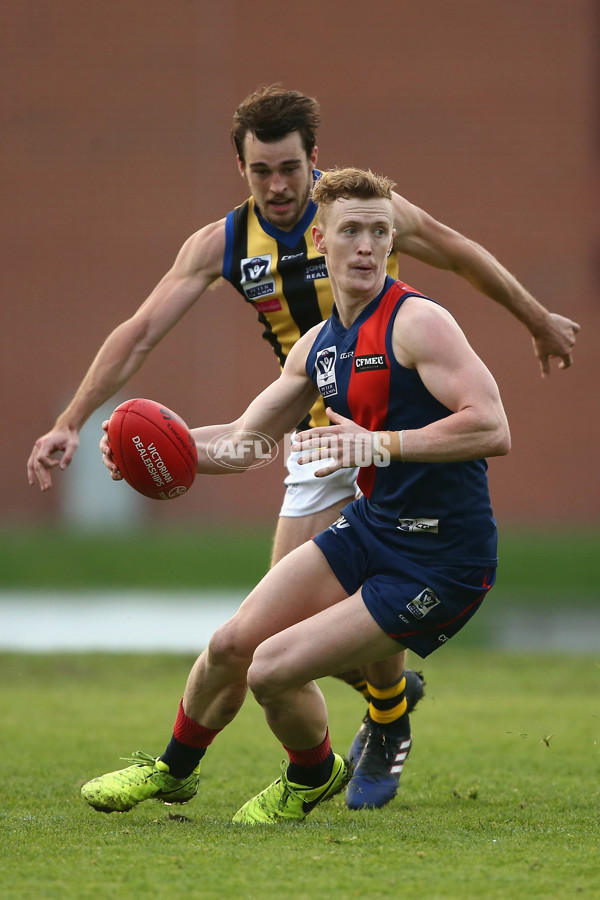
293, 408, 385, 477
27, 426, 80, 491
533, 312, 580, 376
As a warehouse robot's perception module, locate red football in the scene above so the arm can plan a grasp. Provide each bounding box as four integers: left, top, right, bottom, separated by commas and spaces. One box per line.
107, 398, 198, 500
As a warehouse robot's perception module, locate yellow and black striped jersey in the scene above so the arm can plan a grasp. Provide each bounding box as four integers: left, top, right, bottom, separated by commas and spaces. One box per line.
222, 177, 399, 428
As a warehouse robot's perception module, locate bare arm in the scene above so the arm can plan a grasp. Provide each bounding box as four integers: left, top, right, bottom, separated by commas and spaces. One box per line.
293, 298, 510, 473
387, 297, 511, 462
99, 327, 321, 480
391, 192, 580, 375
192, 329, 320, 473
28, 219, 226, 490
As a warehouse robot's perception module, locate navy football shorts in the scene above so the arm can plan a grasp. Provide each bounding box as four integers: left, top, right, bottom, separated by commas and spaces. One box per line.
313, 498, 496, 659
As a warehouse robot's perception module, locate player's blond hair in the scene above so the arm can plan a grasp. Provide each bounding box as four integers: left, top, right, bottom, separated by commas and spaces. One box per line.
312, 167, 395, 219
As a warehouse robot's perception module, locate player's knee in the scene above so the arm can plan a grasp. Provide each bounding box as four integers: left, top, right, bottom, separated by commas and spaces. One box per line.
207, 618, 254, 670
247, 647, 286, 705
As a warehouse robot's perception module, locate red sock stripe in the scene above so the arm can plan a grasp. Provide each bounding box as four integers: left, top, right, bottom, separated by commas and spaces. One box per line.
173, 699, 221, 749
283, 729, 331, 767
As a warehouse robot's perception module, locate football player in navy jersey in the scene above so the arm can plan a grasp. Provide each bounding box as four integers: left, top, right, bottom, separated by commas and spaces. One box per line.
29, 86, 576, 808
84, 167, 510, 822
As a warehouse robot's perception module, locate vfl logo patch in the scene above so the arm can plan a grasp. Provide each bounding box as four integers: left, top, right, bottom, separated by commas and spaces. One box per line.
354, 354, 388, 372
242, 255, 270, 281
328, 514, 351, 533
407, 588, 441, 619
240, 255, 275, 302
397, 518, 439, 534
315, 346, 338, 397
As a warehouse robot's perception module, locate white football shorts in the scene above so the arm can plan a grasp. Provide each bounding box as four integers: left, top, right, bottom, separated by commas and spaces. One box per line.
279, 445, 359, 517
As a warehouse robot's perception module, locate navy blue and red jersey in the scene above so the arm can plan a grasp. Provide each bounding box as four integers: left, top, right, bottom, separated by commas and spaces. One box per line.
306, 277, 498, 565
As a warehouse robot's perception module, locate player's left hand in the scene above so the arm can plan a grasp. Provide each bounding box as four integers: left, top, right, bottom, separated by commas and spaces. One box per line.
293, 408, 386, 477
533, 313, 580, 376
99, 420, 123, 481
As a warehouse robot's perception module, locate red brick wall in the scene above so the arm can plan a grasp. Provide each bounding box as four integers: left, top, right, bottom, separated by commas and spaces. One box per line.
4, 0, 598, 527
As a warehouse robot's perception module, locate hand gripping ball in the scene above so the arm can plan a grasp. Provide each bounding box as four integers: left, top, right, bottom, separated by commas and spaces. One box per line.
107, 398, 198, 500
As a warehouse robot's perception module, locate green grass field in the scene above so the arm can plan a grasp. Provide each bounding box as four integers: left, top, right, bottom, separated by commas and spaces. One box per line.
1, 528, 598, 896
1, 650, 598, 900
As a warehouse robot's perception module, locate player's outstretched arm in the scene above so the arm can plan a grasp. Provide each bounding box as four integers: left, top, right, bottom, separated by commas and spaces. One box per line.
98, 328, 322, 481
190, 331, 321, 475
390, 192, 580, 375
28, 219, 226, 491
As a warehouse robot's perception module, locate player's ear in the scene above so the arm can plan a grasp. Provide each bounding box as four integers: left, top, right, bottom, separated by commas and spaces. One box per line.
312, 224, 326, 254
387, 227, 396, 257
310, 145, 318, 168
236, 155, 246, 178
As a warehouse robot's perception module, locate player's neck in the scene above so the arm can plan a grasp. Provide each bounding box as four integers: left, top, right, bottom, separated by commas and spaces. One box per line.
335, 290, 380, 329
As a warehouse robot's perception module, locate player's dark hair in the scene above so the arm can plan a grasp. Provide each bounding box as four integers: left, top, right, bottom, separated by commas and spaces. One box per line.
232, 85, 321, 162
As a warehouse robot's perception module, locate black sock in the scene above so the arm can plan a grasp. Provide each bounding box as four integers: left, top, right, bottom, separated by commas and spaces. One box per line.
287, 751, 335, 788
367, 677, 410, 735
160, 736, 206, 779
367, 710, 411, 739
